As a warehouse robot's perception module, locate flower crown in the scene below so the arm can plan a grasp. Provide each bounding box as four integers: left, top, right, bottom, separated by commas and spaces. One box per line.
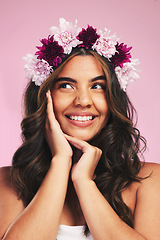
23, 18, 140, 91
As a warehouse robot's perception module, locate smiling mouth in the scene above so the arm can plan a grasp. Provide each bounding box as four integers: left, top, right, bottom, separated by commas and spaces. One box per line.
65, 115, 97, 122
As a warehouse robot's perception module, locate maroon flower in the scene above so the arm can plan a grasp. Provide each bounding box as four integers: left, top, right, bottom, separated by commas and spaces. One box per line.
77, 25, 100, 49
110, 43, 132, 68
35, 35, 65, 67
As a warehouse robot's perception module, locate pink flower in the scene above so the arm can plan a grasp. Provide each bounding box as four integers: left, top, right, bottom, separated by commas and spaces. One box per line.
35, 35, 65, 66
23, 18, 140, 90
23, 54, 53, 86
77, 25, 100, 49
92, 29, 118, 58
111, 43, 132, 68
50, 18, 81, 54
115, 59, 140, 91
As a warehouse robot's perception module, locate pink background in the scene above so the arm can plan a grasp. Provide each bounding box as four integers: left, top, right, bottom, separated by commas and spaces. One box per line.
0, 0, 160, 167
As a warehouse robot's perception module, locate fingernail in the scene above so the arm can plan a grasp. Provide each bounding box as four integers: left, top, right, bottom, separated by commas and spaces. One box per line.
46, 92, 49, 98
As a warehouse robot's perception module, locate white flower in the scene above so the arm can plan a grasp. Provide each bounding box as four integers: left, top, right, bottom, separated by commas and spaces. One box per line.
115, 59, 140, 91
50, 18, 82, 54
92, 28, 118, 58
23, 19, 140, 90
23, 54, 53, 86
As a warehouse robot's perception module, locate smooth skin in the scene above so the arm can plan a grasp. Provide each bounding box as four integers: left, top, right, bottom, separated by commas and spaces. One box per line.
51, 55, 109, 141
0, 56, 160, 240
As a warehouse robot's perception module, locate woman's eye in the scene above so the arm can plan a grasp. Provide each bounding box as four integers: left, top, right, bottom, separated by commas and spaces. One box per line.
59, 83, 72, 89
91, 83, 105, 90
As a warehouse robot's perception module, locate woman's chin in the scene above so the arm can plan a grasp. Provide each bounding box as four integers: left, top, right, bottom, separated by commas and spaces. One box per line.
64, 132, 93, 142
72, 135, 91, 141
65, 131, 101, 143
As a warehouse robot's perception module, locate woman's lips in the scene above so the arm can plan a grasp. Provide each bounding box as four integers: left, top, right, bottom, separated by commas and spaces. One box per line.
66, 115, 96, 121
65, 114, 98, 127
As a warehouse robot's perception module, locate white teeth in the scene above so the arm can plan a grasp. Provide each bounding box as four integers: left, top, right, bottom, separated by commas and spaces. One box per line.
70, 116, 93, 121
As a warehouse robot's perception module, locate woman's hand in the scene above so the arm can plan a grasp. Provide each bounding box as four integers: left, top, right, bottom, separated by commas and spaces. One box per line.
45, 90, 73, 160
64, 134, 102, 183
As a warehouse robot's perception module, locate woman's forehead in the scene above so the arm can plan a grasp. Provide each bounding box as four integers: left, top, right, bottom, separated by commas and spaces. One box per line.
57, 55, 104, 78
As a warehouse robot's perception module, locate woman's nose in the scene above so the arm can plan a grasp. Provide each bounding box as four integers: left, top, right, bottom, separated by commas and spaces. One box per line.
73, 89, 92, 108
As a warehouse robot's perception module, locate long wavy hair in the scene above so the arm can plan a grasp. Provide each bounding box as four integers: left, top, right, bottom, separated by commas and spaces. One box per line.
11, 48, 146, 233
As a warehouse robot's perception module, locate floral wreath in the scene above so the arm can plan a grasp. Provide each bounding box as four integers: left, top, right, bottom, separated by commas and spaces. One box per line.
23, 18, 140, 91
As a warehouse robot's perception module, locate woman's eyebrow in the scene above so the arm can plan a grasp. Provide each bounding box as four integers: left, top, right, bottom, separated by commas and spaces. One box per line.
55, 75, 106, 83
55, 77, 76, 83
90, 75, 106, 82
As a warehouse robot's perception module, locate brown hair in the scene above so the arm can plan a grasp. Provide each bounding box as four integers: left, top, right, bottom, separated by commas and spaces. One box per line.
11, 48, 146, 233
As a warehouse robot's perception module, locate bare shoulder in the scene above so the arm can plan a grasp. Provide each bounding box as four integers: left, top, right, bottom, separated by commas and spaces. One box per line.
137, 161, 160, 201
0, 166, 13, 192
0, 166, 24, 239
134, 162, 160, 239
139, 161, 160, 183
0, 166, 18, 195
0, 166, 12, 181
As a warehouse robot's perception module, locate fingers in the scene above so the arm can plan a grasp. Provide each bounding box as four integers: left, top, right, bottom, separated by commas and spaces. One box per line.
64, 134, 102, 157
45, 90, 61, 131
65, 134, 102, 182
64, 134, 88, 152
45, 92, 73, 159
46, 90, 56, 121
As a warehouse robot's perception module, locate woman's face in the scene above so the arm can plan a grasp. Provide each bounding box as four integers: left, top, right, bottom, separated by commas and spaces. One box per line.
51, 55, 109, 141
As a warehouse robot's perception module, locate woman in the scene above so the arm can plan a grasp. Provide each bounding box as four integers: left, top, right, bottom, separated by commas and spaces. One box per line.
0, 18, 160, 240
